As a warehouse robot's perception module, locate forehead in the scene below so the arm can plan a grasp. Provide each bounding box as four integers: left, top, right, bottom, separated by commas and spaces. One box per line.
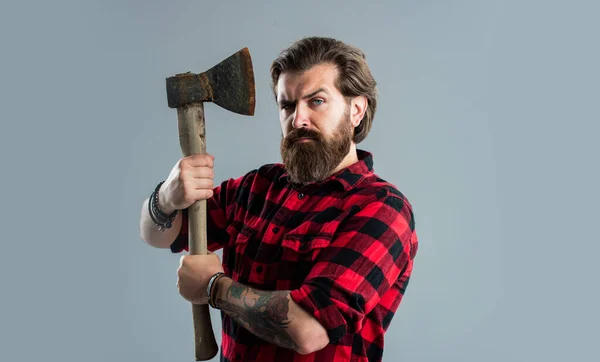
276, 63, 340, 100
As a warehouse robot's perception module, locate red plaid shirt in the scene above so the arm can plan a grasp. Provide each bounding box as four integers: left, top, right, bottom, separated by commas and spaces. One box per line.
170, 149, 418, 362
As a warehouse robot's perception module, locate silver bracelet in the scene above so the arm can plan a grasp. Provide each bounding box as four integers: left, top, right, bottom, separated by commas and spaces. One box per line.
206, 272, 225, 309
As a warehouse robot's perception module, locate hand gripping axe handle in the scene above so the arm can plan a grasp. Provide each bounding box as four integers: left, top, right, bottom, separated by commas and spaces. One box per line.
165, 48, 255, 361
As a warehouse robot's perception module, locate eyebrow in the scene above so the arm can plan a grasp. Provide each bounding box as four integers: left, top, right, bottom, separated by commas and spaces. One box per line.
302, 88, 328, 100
278, 88, 329, 107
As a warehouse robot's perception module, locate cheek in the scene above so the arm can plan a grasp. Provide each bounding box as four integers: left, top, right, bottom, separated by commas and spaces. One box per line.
314, 114, 335, 134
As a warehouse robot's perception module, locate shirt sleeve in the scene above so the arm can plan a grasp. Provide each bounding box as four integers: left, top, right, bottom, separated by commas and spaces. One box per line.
169, 174, 249, 254
289, 191, 418, 343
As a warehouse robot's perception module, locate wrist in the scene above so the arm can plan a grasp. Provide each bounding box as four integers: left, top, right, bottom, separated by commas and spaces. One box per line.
157, 186, 176, 214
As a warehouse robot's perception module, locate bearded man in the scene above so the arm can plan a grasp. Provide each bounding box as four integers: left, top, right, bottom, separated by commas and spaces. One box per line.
140, 36, 419, 362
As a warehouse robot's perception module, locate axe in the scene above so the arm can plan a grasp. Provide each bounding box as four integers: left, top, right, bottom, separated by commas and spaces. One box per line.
165, 48, 255, 360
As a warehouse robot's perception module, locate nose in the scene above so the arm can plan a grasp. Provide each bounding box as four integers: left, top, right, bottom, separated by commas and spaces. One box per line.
291, 103, 310, 129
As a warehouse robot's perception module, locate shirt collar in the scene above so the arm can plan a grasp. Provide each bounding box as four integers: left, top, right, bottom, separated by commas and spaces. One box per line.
278, 149, 374, 192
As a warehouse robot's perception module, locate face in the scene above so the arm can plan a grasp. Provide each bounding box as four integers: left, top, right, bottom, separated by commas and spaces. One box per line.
277, 63, 364, 185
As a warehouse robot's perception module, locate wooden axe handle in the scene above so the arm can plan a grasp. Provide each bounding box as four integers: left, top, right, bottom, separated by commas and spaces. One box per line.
177, 103, 219, 361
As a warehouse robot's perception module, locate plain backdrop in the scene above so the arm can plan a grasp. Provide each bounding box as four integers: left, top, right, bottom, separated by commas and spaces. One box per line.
0, 0, 598, 361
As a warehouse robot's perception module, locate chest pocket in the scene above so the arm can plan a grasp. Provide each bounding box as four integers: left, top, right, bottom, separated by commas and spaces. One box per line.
279, 227, 336, 287
227, 221, 339, 288
229, 225, 284, 287
281, 218, 338, 260
281, 233, 332, 260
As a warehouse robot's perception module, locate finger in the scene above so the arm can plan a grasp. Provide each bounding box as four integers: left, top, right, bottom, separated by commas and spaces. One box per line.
185, 188, 214, 201
183, 154, 214, 168
190, 178, 214, 190
182, 167, 215, 180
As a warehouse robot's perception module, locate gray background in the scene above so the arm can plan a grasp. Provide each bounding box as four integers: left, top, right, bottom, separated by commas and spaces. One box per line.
0, 0, 597, 361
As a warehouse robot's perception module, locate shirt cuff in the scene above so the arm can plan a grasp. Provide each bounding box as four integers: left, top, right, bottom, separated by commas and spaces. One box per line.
170, 209, 189, 253
290, 285, 349, 344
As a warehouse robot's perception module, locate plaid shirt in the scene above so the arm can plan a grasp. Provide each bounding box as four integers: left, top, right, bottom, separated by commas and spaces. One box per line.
170, 149, 418, 362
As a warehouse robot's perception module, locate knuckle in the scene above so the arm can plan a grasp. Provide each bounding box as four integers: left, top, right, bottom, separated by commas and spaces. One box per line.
202, 190, 214, 200
178, 158, 188, 170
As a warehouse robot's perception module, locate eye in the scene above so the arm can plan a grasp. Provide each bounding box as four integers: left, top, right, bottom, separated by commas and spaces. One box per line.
311, 98, 324, 106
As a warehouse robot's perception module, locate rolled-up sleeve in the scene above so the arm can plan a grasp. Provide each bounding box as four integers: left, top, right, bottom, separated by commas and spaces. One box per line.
289, 192, 416, 343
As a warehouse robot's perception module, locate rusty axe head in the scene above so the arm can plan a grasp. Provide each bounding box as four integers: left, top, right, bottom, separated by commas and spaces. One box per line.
166, 47, 255, 115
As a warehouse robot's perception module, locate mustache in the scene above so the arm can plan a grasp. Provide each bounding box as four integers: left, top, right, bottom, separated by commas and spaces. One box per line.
284, 128, 323, 144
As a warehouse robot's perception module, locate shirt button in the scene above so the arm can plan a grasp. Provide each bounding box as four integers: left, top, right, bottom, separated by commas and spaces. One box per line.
256, 266, 263, 273
272, 227, 280, 233
298, 193, 305, 199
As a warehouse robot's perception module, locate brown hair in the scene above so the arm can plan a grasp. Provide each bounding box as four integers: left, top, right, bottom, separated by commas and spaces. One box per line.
270, 37, 378, 144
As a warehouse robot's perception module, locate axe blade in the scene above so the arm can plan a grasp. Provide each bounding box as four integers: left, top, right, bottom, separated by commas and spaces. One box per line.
206, 47, 256, 116
165, 47, 256, 116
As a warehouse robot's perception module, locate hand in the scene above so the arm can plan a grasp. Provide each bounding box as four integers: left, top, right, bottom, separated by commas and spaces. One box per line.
177, 253, 224, 305
159, 153, 216, 213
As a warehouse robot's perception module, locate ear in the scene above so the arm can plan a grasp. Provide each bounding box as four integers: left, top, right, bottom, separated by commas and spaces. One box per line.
350, 96, 368, 127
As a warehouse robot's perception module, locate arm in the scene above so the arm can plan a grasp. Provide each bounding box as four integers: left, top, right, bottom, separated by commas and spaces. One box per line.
289, 192, 417, 343
213, 276, 330, 355
139, 155, 210, 249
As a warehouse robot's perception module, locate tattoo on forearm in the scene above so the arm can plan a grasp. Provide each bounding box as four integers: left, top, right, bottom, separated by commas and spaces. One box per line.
217, 281, 299, 351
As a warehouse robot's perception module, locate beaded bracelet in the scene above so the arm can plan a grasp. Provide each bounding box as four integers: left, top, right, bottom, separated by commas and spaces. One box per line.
149, 191, 173, 231
149, 181, 178, 232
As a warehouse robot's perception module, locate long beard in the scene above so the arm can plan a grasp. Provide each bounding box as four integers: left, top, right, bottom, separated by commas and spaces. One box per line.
280, 110, 353, 185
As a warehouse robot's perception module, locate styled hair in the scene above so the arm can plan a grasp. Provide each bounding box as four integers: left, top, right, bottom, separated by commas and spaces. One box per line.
270, 37, 378, 144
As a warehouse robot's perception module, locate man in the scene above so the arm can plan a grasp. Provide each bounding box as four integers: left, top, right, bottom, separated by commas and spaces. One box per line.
140, 36, 418, 361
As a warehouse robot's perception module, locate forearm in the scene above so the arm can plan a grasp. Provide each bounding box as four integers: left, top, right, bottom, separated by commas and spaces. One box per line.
214, 277, 329, 355
139, 197, 182, 249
